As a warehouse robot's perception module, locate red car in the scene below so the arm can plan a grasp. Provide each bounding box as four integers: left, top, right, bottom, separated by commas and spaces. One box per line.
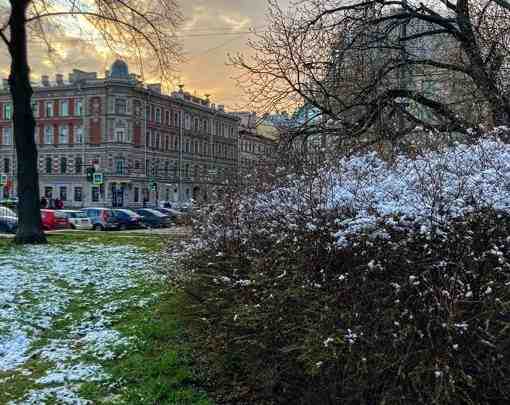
41, 209, 70, 230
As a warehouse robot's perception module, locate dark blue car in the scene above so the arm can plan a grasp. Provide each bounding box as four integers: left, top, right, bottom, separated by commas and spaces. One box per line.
135, 208, 171, 228
112, 209, 144, 230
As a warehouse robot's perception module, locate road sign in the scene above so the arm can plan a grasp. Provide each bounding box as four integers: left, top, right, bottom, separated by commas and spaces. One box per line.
0, 174, 7, 186
93, 173, 104, 185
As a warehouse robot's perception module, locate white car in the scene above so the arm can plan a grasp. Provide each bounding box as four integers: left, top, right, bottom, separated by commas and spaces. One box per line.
61, 210, 93, 230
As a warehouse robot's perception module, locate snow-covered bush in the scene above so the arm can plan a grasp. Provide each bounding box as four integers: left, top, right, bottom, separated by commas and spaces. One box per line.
173, 133, 510, 404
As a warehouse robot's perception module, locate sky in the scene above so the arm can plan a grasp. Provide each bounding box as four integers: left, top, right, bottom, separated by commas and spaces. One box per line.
0, 0, 290, 112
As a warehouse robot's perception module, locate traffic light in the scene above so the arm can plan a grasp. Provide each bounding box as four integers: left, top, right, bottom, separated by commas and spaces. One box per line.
150, 182, 157, 192
86, 167, 95, 182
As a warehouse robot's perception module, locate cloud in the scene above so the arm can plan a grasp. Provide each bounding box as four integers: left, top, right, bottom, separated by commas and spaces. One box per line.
0, 0, 292, 110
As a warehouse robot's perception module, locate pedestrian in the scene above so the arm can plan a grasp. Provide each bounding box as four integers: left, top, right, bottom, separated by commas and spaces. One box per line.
56, 198, 64, 210
164, 201, 171, 208
49, 198, 55, 209
40, 196, 48, 209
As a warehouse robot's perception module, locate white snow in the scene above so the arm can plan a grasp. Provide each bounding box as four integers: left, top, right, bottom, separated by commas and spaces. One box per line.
0, 243, 160, 404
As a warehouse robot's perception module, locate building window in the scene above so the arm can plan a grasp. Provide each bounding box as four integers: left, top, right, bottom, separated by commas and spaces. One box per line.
92, 186, 100, 202
60, 100, 69, 116
155, 107, 161, 123
45, 101, 54, 117
44, 186, 53, 199
185, 139, 190, 153
134, 187, 139, 203
44, 126, 53, 144
115, 158, 125, 175
115, 128, 126, 143
75, 99, 83, 116
165, 110, 170, 124
145, 159, 150, 176
194, 118, 199, 132
31, 101, 39, 118
173, 111, 179, 127
3, 103, 12, 120
184, 163, 189, 177
60, 157, 67, 174
3, 158, 10, 173
135, 160, 140, 170
75, 125, 83, 144
74, 186, 82, 202
115, 98, 127, 114
164, 161, 169, 175
46, 157, 52, 174
2, 127, 12, 145
59, 125, 69, 144
185, 113, 191, 130
59, 186, 67, 201
75, 156, 82, 174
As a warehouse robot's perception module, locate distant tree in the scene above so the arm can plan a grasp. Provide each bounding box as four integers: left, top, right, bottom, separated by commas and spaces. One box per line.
232, 0, 510, 147
0, 0, 181, 243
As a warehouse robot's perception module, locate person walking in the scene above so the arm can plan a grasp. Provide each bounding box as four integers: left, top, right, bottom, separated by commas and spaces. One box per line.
40, 196, 48, 209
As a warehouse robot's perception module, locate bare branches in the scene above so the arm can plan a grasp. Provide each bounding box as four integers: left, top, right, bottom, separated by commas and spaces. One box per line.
232, 0, 510, 148
0, 0, 181, 81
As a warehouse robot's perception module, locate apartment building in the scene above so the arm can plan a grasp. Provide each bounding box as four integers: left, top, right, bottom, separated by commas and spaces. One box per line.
0, 60, 240, 207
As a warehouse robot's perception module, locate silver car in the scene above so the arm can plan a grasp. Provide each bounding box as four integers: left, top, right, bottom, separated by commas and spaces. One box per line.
61, 210, 93, 230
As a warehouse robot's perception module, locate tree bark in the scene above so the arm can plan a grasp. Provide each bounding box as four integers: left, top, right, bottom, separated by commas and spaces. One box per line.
9, 0, 46, 244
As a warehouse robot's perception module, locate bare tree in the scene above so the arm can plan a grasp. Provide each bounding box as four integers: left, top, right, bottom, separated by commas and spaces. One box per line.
232, 0, 510, 146
0, 0, 181, 243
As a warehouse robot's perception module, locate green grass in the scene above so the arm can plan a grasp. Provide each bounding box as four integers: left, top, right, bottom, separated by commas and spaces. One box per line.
99, 290, 212, 405
0, 231, 211, 405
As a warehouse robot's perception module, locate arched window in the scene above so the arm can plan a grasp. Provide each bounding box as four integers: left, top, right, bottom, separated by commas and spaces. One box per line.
115, 98, 127, 114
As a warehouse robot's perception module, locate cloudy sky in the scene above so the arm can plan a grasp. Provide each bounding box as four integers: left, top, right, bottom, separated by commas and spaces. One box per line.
0, 0, 290, 111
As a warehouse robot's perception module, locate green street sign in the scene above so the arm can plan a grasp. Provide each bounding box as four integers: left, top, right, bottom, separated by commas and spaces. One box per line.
93, 173, 104, 185
0, 174, 7, 186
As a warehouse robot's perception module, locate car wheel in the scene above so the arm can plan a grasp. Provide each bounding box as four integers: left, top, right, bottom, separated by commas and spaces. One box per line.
70, 224, 76, 230
120, 224, 127, 231
93, 224, 104, 231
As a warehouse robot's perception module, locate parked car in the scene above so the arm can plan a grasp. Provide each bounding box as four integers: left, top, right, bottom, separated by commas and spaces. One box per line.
135, 208, 172, 228
81, 208, 120, 231
112, 209, 144, 230
155, 207, 185, 225
41, 209, 70, 230
0, 206, 17, 217
0, 215, 17, 234
61, 210, 93, 230
0, 198, 18, 211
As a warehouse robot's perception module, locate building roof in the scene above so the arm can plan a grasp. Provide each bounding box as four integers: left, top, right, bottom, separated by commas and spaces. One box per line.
110, 59, 129, 79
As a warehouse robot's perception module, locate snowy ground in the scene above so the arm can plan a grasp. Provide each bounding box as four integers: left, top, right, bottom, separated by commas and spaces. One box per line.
0, 243, 163, 404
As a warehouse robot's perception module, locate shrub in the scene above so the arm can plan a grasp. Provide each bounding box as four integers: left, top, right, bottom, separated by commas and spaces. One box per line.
172, 134, 510, 404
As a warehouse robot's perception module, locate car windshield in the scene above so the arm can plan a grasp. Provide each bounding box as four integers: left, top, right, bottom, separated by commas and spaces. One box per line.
143, 209, 166, 217
0, 206, 16, 217
54, 211, 68, 219
117, 209, 137, 217
70, 212, 87, 218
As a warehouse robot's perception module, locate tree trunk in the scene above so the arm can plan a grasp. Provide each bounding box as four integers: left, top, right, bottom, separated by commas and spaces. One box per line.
9, 0, 46, 244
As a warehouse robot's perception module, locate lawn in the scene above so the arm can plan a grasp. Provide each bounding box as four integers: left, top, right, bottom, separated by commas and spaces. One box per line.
0, 232, 210, 405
